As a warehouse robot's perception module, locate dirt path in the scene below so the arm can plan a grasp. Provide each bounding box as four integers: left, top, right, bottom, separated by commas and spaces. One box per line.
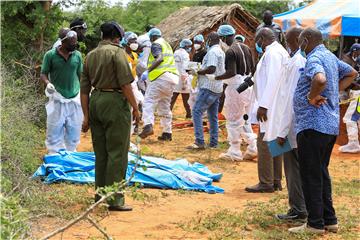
33, 100, 360, 240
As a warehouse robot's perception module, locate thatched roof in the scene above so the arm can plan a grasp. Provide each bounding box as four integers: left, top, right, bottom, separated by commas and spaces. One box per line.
157, 3, 260, 48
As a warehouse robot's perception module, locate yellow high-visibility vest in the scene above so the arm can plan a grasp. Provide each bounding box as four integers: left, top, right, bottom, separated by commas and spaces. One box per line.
147, 38, 178, 81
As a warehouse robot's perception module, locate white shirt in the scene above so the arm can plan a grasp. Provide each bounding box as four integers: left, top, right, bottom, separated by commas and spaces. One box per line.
174, 48, 190, 93
253, 41, 289, 135
198, 44, 225, 93
277, 50, 306, 148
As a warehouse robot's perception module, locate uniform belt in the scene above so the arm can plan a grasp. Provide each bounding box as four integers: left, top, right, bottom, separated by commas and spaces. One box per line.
94, 88, 122, 93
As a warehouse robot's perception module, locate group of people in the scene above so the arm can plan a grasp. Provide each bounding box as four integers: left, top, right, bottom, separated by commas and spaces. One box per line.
40, 9, 359, 235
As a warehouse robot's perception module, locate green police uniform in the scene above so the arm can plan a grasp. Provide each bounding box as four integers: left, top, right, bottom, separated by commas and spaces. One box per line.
81, 40, 134, 206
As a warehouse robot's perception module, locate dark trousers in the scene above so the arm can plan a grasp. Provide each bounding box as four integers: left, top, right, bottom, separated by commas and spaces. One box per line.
257, 132, 283, 186
297, 129, 337, 229
284, 149, 307, 214
90, 90, 131, 207
170, 92, 191, 118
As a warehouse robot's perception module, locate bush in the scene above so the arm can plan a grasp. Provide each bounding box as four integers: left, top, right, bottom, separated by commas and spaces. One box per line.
1, 63, 46, 239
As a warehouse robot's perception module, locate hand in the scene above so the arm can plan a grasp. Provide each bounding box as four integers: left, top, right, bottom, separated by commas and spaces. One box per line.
82, 117, 90, 133
46, 82, 56, 94
256, 107, 268, 122
140, 70, 149, 81
308, 94, 327, 108
132, 108, 140, 125
277, 137, 286, 146
189, 69, 197, 76
205, 74, 216, 81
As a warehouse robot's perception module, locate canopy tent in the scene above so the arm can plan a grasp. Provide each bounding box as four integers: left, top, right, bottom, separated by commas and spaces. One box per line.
274, 0, 360, 38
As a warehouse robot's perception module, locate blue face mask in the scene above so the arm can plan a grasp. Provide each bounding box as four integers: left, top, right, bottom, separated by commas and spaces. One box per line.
185, 47, 192, 53
139, 52, 144, 58
300, 38, 308, 58
255, 42, 263, 54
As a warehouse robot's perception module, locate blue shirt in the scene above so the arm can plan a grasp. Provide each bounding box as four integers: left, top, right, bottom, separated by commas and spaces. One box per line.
293, 44, 353, 135
198, 44, 225, 93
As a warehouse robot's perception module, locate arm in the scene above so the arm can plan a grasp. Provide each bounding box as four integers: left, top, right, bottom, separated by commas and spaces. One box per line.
148, 53, 164, 72
40, 52, 51, 85
197, 66, 216, 75
80, 58, 91, 132
121, 83, 140, 124
148, 43, 164, 72
338, 65, 358, 91
215, 50, 235, 80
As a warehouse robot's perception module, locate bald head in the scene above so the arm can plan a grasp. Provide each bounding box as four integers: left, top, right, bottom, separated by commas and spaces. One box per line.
58, 28, 70, 39
256, 27, 275, 42
285, 27, 303, 54
263, 10, 273, 26
299, 27, 323, 54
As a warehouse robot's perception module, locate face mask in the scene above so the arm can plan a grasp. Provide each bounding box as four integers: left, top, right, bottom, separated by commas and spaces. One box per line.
185, 47, 192, 53
66, 44, 77, 52
255, 42, 263, 54
130, 43, 138, 51
139, 52, 144, 58
300, 38, 308, 58
194, 44, 201, 51
352, 56, 357, 61
205, 41, 210, 51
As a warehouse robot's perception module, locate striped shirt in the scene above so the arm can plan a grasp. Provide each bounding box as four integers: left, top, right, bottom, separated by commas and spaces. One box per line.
198, 44, 225, 93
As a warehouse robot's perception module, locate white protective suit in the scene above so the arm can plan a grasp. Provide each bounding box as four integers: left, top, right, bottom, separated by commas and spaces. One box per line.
277, 50, 306, 149
254, 41, 290, 142
45, 89, 83, 154
142, 72, 178, 133
339, 89, 360, 153
174, 48, 191, 93
222, 74, 257, 160
136, 34, 152, 92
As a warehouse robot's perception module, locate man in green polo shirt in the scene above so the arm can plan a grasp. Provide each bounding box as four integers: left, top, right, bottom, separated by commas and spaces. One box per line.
40, 29, 83, 154
81, 22, 140, 211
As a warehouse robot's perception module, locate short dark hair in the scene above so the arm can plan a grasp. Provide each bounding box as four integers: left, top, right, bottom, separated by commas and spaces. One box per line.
100, 22, 123, 39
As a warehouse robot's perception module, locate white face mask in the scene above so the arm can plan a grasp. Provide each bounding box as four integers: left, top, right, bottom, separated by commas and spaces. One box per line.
130, 43, 138, 51
194, 44, 201, 51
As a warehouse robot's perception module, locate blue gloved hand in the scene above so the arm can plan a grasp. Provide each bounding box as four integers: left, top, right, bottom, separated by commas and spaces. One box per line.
141, 70, 149, 81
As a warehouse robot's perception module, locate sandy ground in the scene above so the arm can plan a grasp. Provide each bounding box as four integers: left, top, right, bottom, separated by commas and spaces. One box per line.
33, 97, 359, 240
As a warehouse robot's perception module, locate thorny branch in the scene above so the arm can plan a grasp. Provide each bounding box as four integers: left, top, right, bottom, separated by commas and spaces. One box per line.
39, 136, 142, 240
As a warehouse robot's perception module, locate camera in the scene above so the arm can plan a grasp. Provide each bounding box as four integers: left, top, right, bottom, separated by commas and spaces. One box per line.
236, 76, 254, 94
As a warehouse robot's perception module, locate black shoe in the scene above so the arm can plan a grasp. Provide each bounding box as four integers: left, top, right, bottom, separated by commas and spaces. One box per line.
274, 182, 283, 191
139, 124, 154, 139
108, 204, 133, 211
158, 132, 172, 141
245, 183, 274, 193
275, 209, 307, 223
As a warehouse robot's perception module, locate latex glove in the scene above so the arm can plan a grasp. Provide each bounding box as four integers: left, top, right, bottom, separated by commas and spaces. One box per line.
205, 74, 216, 81
46, 82, 56, 94
140, 70, 149, 81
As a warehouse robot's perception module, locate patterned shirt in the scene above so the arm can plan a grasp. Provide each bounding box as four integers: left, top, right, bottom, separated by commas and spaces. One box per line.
198, 44, 225, 93
293, 44, 353, 135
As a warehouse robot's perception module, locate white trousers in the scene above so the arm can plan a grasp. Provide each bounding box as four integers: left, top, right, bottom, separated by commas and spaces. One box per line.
343, 90, 360, 142
224, 76, 257, 156
142, 75, 176, 133
45, 92, 83, 154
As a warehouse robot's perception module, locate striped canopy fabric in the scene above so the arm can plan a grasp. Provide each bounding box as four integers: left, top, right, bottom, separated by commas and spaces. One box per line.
274, 0, 360, 38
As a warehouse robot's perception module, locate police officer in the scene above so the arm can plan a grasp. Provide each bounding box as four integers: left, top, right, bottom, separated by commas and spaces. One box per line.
81, 21, 139, 211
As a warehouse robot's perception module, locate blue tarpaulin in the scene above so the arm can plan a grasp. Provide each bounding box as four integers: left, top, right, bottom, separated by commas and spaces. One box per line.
32, 151, 224, 194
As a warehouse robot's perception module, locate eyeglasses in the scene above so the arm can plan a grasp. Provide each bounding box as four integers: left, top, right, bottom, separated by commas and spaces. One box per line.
70, 22, 87, 30
61, 31, 77, 41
